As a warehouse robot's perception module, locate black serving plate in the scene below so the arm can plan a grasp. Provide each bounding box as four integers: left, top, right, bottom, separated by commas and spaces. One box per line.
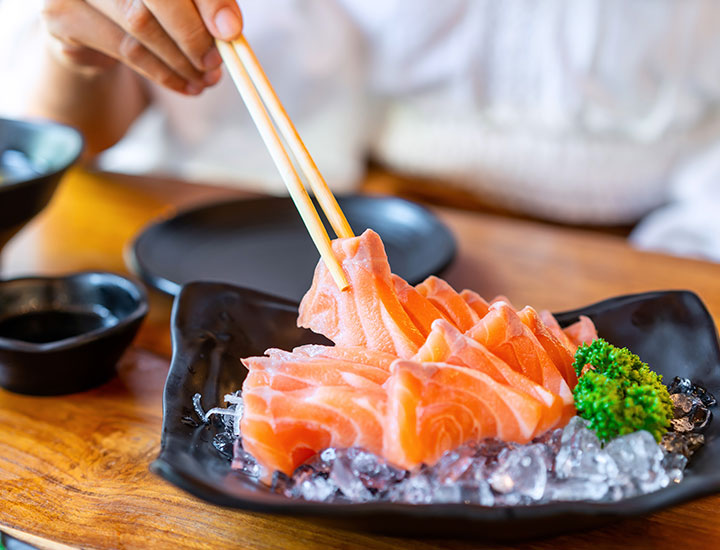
129, 196, 456, 302
0, 117, 83, 253
152, 283, 720, 540
0, 272, 148, 395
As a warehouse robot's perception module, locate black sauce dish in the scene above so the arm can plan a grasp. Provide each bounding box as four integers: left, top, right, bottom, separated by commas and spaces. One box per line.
0, 117, 83, 253
0, 272, 148, 395
152, 283, 720, 540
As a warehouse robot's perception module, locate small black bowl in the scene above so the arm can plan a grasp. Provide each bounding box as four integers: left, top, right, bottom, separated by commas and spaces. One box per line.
0, 272, 148, 395
0, 117, 83, 252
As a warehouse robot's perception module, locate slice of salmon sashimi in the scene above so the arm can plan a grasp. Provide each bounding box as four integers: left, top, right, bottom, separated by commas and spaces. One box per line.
413, 319, 565, 433
415, 276, 481, 332
460, 289, 491, 318
384, 360, 544, 469
517, 306, 578, 388
563, 315, 599, 348
538, 310, 599, 352
466, 302, 575, 422
243, 352, 389, 392
392, 274, 447, 337
298, 229, 425, 358
241, 384, 387, 477
285, 344, 397, 371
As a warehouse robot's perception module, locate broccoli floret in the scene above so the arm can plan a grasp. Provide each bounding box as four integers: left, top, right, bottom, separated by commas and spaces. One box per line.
572, 339, 673, 442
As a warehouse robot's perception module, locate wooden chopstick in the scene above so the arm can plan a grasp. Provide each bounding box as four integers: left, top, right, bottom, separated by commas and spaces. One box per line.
231, 36, 354, 240
216, 39, 350, 291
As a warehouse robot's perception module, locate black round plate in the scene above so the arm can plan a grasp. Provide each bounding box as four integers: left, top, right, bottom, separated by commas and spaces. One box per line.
153, 283, 720, 540
128, 196, 456, 301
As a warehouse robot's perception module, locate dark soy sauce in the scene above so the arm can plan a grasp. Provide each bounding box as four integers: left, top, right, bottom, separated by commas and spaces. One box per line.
0, 310, 113, 344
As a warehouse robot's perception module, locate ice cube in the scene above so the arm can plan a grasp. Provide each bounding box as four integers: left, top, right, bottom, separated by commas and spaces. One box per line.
555, 420, 617, 482
662, 452, 687, 484
459, 478, 495, 506
346, 448, 406, 491
286, 464, 337, 502
605, 431, 667, 493
669, 392, 712, 432
605, 431, 663, 474
671, 417, 695, 433
560, 417, 599, 449
431, 483, 462, 504
685, 433, 706, 454
329, 452, 374, 502
295, 475, 338, 502
667, 376, 693, 395
667, 377, 717, 408
212, 432, 235, 460
389, 473, 434, 504
671, 393, 695, 416
432, 448, 475, 484
271, 471, 292, 496
661, 432, 705, 458
544, 478, 609, 502
231, 439, 265, 478
488, 445, 548, 501
320, 448, 337, 462
689, 406, 712, 432
533, 428, 563, 455
475, 439, 515, 460
302, 448, 335, 475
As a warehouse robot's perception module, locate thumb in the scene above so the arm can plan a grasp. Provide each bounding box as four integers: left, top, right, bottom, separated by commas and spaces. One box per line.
195, 1, 244, 41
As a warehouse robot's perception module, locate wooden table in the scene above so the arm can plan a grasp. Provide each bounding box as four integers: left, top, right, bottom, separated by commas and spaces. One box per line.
1, 169, 719, 550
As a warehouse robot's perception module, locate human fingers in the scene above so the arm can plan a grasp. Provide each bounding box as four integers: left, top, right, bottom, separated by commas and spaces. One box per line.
86, 0, 209, 86
44, 0, 194, 93
143, 0, 222, 72
46, 35, 118, 72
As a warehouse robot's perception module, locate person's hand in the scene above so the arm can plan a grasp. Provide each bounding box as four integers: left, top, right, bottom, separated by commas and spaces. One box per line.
42, 0, 244, 95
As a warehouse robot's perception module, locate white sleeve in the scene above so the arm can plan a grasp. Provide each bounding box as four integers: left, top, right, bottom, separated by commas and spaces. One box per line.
630, 140, 720, 262
0, 0, 46, 118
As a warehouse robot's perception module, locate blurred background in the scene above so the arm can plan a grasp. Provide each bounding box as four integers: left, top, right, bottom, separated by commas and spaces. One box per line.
2, 0, 720, 262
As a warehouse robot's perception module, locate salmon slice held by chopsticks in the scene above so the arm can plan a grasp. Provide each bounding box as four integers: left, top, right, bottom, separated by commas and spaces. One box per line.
298, 229, 425, 358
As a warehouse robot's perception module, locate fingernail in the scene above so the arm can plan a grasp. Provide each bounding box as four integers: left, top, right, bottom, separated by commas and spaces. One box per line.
214, 7, 242, 40
185, 82, 203, 95
203, 67, 222, 85
202, 47, 222, 69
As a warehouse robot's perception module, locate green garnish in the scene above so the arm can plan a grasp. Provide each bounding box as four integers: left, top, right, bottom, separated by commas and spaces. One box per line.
572, 338, 673, 442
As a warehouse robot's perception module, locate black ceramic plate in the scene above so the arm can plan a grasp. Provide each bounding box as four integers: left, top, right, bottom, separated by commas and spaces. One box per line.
152, 283, 720, 540
129, 196, 456, 301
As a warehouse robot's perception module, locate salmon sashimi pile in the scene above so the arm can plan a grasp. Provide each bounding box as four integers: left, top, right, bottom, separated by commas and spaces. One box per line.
240, 229, 597, 478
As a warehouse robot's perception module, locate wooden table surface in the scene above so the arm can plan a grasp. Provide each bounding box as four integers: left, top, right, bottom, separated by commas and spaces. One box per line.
1, 168, 719, 550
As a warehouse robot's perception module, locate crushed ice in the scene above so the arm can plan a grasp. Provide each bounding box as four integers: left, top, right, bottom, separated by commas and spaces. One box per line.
208, 378, 715, 505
